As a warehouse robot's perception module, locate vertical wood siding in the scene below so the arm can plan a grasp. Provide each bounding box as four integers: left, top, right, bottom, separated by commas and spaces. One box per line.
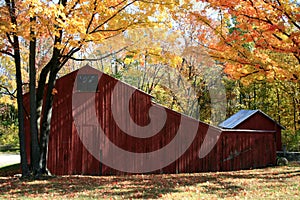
235, 114, 282, 151
23, 66, 276, 175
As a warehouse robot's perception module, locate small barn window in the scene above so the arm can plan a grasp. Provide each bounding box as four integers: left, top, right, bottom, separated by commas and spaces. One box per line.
76, 74, 98, 92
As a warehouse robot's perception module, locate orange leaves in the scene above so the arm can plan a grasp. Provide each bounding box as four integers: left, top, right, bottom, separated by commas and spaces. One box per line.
189, 0, 300, 83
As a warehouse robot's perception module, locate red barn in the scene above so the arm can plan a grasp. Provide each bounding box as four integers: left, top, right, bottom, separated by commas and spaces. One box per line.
218, 110, 284, 151
23, 65, 277, 175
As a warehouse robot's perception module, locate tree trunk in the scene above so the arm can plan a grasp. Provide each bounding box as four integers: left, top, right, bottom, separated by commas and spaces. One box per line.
29, 16, 40, 175
6, 0, 29, 177
38, 67, 58, 175
36, 63, 51, 134
293, 96, 297, 133
35, 20, 66, 175
15, 39, 30, 177
276, 85, 281, 124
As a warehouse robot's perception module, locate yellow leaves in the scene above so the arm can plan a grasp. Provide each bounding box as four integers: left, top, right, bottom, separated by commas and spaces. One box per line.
169, 55, 182, 68
27, 1, 43, 17
124, 57, 134, 65
240, 68, 249, 75
256, 74, 265, 81
276, 33, 289, 41
0, 95, 14, 105
0, 20, 17, 35
1, 0, 182, 58
7, 79, 16, 91
54, 42, 64, 50
0, 67, 17, 106
68, 40, 80, 48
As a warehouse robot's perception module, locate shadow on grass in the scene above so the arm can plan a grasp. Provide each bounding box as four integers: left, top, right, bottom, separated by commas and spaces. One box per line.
0, 163, 20, 177
0, 173, 215, 199
217, 166, 300, 181
0, 164, 299, 199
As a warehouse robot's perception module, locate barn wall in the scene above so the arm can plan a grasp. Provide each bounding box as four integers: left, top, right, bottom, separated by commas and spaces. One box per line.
23, 66, 277, 175
235, 114, 282, 151
219, 130, 276, 170
23, 93, 31, 164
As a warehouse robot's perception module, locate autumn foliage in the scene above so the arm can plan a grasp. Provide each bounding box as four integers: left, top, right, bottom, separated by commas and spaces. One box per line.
191, 0, 299, 82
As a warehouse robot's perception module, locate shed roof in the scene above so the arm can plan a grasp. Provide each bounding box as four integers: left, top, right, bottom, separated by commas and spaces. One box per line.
218, 109, 285, 129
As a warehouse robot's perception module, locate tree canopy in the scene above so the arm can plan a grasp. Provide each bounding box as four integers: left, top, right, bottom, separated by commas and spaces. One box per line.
190, 0, 299, 82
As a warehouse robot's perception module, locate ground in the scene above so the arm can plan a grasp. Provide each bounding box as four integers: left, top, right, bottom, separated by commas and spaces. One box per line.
0, 163, 299, 199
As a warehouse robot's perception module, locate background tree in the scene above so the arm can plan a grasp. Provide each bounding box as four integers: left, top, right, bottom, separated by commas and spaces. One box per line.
187, 0, 299, 150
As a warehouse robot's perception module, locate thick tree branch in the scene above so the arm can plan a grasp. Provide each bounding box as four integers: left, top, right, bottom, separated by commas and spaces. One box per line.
0, 50, 14, 57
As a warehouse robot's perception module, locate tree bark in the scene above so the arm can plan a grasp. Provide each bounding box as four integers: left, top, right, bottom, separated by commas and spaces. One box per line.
5, 0, 30, 177
15, 39, 30, 177
36, 63, 51, 135
39, 67, 58, 175
35, 18, 67, 174
29, 15, 40, 175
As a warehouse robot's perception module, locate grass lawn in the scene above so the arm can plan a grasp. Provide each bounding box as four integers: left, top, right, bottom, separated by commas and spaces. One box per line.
0, 163, 299, 199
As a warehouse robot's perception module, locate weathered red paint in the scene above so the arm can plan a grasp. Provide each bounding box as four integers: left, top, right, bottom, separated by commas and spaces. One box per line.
23, 65, 276, 175
232, 113, 282, 151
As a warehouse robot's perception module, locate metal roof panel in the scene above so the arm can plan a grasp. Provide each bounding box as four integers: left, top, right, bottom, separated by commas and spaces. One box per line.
218, 110, 258, 128
218, 109, 285, 129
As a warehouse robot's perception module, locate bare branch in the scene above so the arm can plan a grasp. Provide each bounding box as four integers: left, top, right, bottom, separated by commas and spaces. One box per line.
5, 33, 14, 49
0, 85, 17, 98
109, 0, 127, 9
138, 0, 175, 5
67, 46, 129, 61
0, 50, 14, 57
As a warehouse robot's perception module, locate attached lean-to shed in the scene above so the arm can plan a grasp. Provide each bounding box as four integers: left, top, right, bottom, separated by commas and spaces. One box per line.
23, 65, 277, 175
219, 110, 284, 151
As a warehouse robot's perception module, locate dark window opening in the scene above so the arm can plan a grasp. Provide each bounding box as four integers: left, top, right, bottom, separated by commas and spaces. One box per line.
77, 74, 98, 92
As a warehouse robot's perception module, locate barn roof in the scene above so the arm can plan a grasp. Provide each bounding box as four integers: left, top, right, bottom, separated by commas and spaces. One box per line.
218, 109, 285, 129
57, 64, 154, 98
